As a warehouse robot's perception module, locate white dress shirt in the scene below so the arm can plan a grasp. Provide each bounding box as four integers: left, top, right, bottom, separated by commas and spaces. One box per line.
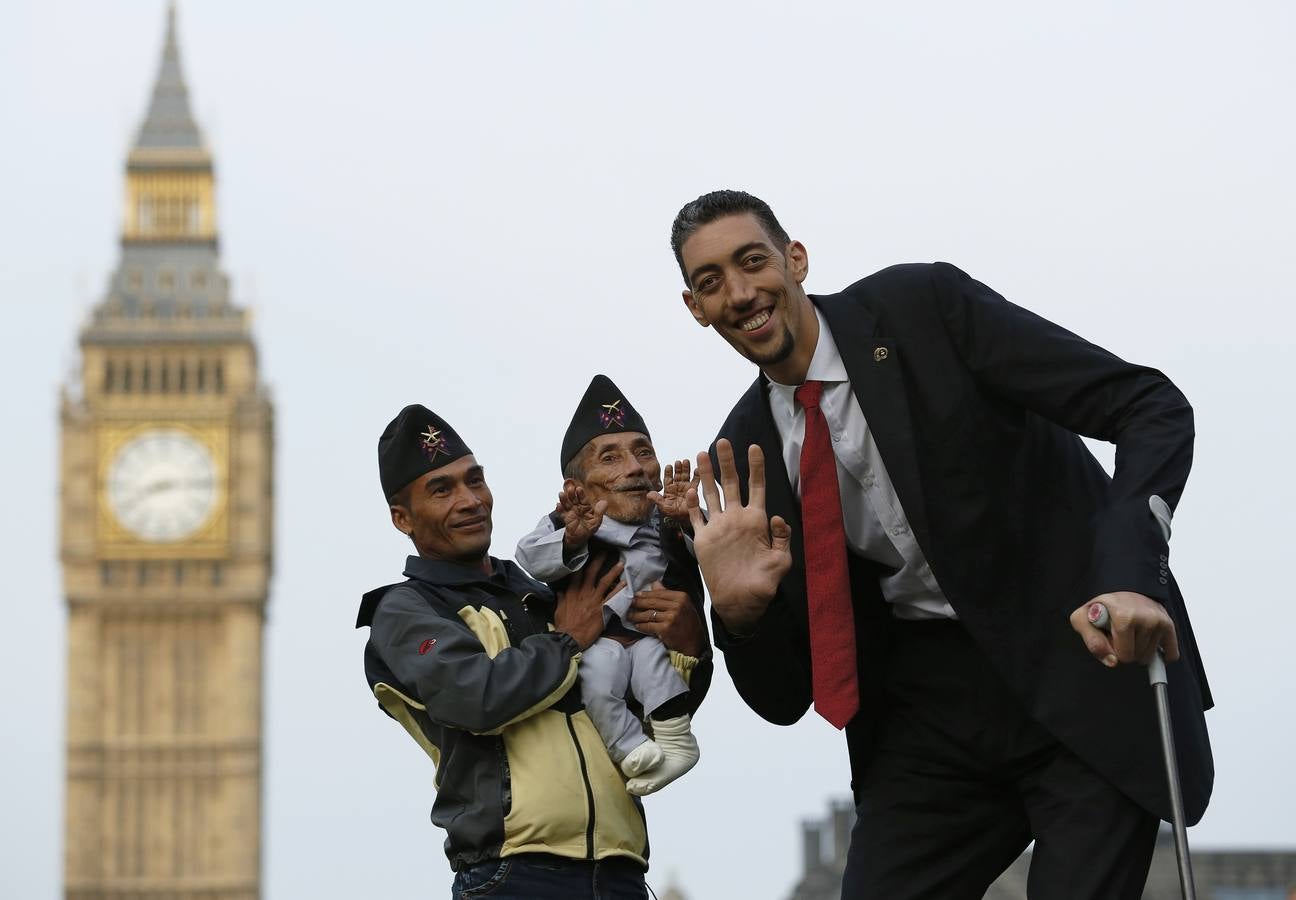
766, 307, 956, 621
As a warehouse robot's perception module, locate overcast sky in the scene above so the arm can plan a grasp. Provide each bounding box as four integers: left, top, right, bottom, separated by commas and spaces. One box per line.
3, 2, 1294, 898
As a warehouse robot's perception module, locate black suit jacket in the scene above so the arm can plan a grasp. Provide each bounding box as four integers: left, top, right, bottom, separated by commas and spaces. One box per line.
711, 261, 1213, 824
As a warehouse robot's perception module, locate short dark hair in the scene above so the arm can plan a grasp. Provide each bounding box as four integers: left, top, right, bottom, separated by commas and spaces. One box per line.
670, 190, 791, 287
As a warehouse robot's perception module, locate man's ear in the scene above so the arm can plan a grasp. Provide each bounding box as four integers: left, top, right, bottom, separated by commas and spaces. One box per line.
390, 504, 413, 536
786, 240, 809, 285
682, 290, 710, 327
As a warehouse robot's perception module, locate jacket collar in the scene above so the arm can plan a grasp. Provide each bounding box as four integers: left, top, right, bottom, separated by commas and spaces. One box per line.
403, 554, 503, 587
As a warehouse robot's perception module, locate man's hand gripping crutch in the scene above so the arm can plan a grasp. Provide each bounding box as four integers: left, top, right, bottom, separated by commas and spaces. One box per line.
1069, 495, 1197, 900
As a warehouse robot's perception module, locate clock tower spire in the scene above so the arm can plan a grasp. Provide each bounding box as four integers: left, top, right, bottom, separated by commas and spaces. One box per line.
60, 6, 272, 898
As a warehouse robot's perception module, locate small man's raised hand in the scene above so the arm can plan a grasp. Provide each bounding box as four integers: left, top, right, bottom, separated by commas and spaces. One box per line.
648, 458, 698, 527
557, 480, 606, 550
687, 440, 792, 634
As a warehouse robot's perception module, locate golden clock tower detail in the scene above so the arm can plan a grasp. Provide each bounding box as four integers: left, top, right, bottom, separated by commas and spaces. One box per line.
60, 8, 272, 898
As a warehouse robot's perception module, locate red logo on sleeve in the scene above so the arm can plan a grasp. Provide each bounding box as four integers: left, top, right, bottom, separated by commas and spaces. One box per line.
418, 638, 437, 655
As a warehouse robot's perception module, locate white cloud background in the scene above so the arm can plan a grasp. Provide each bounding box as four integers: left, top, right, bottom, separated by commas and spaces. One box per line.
2, 2, 1293, 898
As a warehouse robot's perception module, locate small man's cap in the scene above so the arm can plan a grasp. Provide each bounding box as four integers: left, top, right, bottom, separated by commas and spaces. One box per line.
559, 374, 650, 473
378, 404, 472, 500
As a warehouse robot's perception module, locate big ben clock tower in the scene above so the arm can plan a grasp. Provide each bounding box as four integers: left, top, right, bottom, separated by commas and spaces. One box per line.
59, 7, 272, 899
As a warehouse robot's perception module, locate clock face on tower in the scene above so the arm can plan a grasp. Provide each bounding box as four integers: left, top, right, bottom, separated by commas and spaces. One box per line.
107, 428, 218, 542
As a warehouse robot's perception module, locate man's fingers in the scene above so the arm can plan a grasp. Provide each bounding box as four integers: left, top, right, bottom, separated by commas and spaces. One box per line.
594, 560, 626, 597
1110, 616, 1137, 664
696, 449, 722, 514
686, 487, 706, 531
747, 443, 767, 510
716, 439, 743, 507
1070, 608, 1118, 667
770, 515, 792, 554
1160, 619, 1180, 663
677, 458, 691, 480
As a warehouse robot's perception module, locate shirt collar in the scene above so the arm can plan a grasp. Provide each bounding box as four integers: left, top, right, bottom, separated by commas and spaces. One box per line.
595, 508, 659, 547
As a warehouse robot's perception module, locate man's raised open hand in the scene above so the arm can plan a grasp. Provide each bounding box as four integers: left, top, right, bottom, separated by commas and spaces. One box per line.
648, 458, 698, 525
557, 480, 606, 550
687, 439, 792, 634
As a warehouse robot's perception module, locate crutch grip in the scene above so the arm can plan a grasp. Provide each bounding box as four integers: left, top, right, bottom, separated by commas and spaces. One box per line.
1086, 601, 1168, 685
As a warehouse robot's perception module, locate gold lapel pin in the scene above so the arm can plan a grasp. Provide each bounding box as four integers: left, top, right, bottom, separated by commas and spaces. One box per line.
873, 347, 889, 362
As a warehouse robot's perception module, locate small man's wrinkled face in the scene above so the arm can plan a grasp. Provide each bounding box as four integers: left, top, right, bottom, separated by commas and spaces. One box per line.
390, 455, 493, 564
573, 432, 662, 525
680, 212, 814, 379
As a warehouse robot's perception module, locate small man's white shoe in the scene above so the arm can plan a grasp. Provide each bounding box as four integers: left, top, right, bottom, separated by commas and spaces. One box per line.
620, 739, 664, 777
625, 715, 699, 797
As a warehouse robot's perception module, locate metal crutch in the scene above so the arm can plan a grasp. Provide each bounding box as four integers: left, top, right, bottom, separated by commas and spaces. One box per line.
1086, 495, 1196, 900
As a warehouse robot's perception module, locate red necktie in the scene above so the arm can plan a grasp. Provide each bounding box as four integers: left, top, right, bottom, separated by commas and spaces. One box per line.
795, 380, 859, 729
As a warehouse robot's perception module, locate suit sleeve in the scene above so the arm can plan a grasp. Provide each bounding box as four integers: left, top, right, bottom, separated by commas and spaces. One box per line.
370, 586, 580, 735
704, 440, 814, 726
928, 262, 1193, 602
711, 600, 812, 725
659, 532, 717, 716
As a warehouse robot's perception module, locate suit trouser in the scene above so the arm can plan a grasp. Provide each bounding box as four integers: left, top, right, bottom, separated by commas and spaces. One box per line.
841, 618, 1159, 900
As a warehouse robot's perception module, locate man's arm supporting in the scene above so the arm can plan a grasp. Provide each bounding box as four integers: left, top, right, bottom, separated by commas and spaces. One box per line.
371, 587, 580, 735
690, 440, 813, 724
927, 262, 1190, 662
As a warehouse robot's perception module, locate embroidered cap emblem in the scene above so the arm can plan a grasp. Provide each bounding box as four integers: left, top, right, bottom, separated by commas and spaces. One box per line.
873, 347, 889, 362
418, 638, 437, 655
599, 399, 626, 429
419, 426, 448, 463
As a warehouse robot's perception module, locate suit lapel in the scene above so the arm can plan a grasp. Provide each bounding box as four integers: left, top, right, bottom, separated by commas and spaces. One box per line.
816, 294, 934, 560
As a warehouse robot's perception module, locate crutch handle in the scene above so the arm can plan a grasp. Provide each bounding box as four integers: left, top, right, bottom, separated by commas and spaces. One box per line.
1086, 601, 1168, 685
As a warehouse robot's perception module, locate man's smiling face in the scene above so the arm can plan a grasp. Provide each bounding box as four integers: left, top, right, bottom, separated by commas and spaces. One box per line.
679, 212, 816, 382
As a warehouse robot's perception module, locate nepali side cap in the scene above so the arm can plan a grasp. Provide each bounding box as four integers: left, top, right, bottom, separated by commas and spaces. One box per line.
559, 374, 650, 472
379, 404, 472, 500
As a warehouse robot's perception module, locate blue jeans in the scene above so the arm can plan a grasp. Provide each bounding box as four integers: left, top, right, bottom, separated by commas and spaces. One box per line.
451, 853, 647, 899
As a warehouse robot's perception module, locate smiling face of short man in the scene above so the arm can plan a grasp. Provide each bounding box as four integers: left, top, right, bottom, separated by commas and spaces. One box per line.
569, 432, 662, 525
390, 454, 494, 567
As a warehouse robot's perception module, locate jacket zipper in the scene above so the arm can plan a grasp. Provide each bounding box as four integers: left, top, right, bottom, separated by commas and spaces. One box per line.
564, 713, 596, 859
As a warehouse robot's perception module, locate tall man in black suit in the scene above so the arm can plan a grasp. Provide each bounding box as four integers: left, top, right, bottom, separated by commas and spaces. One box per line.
665, 190, 1212, 898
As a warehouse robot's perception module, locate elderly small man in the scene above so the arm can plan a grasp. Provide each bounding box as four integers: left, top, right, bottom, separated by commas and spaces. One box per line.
357, 403, 657, 899
516, 375, 712, 797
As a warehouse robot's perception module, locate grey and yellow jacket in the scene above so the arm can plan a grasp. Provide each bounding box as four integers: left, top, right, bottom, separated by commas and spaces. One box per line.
357, 554, 685, 871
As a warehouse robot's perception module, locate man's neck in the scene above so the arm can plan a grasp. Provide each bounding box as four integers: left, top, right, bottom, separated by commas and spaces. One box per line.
762, 297, 820, 386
